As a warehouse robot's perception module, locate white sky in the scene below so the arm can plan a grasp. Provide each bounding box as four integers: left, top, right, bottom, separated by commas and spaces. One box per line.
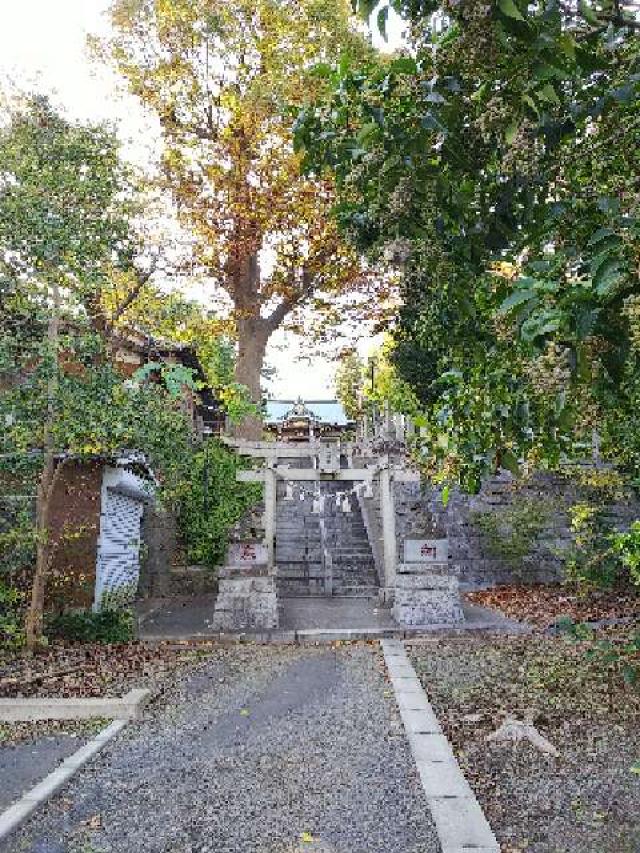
0, 0, 401, 399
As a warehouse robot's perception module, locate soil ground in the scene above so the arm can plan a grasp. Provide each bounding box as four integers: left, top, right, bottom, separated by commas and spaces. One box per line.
466, 584, 639, 628
408, 627, 640, 853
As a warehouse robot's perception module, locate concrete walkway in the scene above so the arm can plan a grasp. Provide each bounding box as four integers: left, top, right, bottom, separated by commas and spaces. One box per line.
2, 645, 441, 853
138, 595, 527, 640
0, 736, 82, 813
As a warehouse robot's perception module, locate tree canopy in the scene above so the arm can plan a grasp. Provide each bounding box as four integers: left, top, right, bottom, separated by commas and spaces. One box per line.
102, 0, 376, 433
297, 0, 640, 490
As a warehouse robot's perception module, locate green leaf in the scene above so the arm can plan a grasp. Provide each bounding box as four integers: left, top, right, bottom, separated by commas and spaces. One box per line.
389, 57, 417, 75
520, 310, 562, 342
501, 449, 521, 476
377, 6, 389, 41
588, 227, 617, 247
421, 112, 445, 132
522, 93, 540, 117
499, 0, 525, 20
442, 485, 450, 507
505, 121, 519, 145
497, 287, 537, 315
537, 83, 560, 106
594, 258, 624, 296
578, 0, 600, 26
558, 33, 577, 62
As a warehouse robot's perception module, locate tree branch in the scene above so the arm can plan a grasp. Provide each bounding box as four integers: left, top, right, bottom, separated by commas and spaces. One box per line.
110, 266, 154, 326
264, 266, 315, 333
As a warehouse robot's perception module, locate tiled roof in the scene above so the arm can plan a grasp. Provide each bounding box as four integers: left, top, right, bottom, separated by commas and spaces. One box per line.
265, 399, 351, 426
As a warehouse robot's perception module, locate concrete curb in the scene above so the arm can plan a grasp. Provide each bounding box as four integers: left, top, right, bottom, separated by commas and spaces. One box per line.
0, 719, 127, 843
380, 639, 500, 853
0, 688, 151, 722
140, 618, 525, 645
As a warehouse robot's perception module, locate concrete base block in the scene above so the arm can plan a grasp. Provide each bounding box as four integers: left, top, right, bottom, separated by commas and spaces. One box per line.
212, 570, 279, 631
394, 564, 464, 626
394, 599, 464, 626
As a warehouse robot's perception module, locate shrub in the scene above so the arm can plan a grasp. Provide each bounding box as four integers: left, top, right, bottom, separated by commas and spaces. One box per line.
471, 495, 556, 569
0, 580, 24, 649
177, 440, 262, 568
46, 608, 135, 644
565, 503, 621, 587
610, 521, 640, 587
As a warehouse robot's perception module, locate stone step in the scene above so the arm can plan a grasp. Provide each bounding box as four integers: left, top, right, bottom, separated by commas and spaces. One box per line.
331, 586, 378, 598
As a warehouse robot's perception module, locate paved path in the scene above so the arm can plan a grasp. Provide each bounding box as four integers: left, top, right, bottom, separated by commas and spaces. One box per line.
0, 736, 81, 813
138, 595, 528, 640
2, 645, 440, 853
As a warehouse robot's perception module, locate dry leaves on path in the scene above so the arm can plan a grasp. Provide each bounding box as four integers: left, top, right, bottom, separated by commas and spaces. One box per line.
467, 584, 639, 628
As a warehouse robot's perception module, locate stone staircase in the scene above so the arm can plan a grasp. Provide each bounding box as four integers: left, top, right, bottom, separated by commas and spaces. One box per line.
322, 483, 378, 597
275, 479, 378, 598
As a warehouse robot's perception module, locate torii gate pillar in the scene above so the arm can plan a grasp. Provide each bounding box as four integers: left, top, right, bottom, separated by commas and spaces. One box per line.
379, 456, 397, 591
263, 459, 277, 569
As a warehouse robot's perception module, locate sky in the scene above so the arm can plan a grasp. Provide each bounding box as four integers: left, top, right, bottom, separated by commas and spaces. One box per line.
0, 1, 402, 399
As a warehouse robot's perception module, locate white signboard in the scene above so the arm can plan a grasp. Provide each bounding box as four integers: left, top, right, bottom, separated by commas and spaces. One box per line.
404, 538, 448, 563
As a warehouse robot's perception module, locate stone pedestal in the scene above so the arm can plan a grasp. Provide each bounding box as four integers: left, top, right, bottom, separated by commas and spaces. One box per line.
212, 560, 279, 632
393, 563, 464, 626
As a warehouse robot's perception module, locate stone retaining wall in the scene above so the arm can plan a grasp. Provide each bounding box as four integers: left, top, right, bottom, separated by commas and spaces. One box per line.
394, 470, 638, 589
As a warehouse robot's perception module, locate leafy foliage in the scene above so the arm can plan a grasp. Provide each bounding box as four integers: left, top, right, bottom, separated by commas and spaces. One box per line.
104, 0, 373, 425
0, 580, 25, 649
177, 440, 262, 569
46, 608, 135, 645
335, 351, 365, 419
0, 98, 260, 640
471, 495, 557, 569
610, 521, 640, 586
297, 0, 640, 490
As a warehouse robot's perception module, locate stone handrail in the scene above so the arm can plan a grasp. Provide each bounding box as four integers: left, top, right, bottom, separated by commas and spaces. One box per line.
318, 516, 333, 596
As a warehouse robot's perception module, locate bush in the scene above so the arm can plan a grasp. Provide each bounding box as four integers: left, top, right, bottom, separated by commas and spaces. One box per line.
471, 495, 556, 569
46, 608, 135, 644
610, 521, 640, 587
0, 580, 24, 649
178, 440, 262, 568
565, 505, 640, 589
565, 503, 621, 587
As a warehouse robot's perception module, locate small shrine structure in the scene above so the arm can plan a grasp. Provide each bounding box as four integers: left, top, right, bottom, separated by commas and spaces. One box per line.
264, 399, 354, 442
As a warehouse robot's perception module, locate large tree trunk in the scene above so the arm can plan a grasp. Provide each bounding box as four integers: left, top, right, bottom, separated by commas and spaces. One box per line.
233, 315, 268, 440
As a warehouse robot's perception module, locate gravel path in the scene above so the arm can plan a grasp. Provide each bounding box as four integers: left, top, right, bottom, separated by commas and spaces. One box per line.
2, 644, 440, 853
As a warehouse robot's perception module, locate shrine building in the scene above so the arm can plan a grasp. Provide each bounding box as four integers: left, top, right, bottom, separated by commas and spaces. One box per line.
264, 398, 354, 442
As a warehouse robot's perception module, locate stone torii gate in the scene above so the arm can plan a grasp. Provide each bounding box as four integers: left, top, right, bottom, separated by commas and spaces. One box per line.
227, 439, 419, 593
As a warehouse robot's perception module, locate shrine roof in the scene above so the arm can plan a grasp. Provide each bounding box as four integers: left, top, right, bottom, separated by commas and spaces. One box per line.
265, 399, 350, 426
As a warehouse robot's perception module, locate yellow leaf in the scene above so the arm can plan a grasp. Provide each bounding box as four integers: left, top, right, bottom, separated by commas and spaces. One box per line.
300, 831, 314, 843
